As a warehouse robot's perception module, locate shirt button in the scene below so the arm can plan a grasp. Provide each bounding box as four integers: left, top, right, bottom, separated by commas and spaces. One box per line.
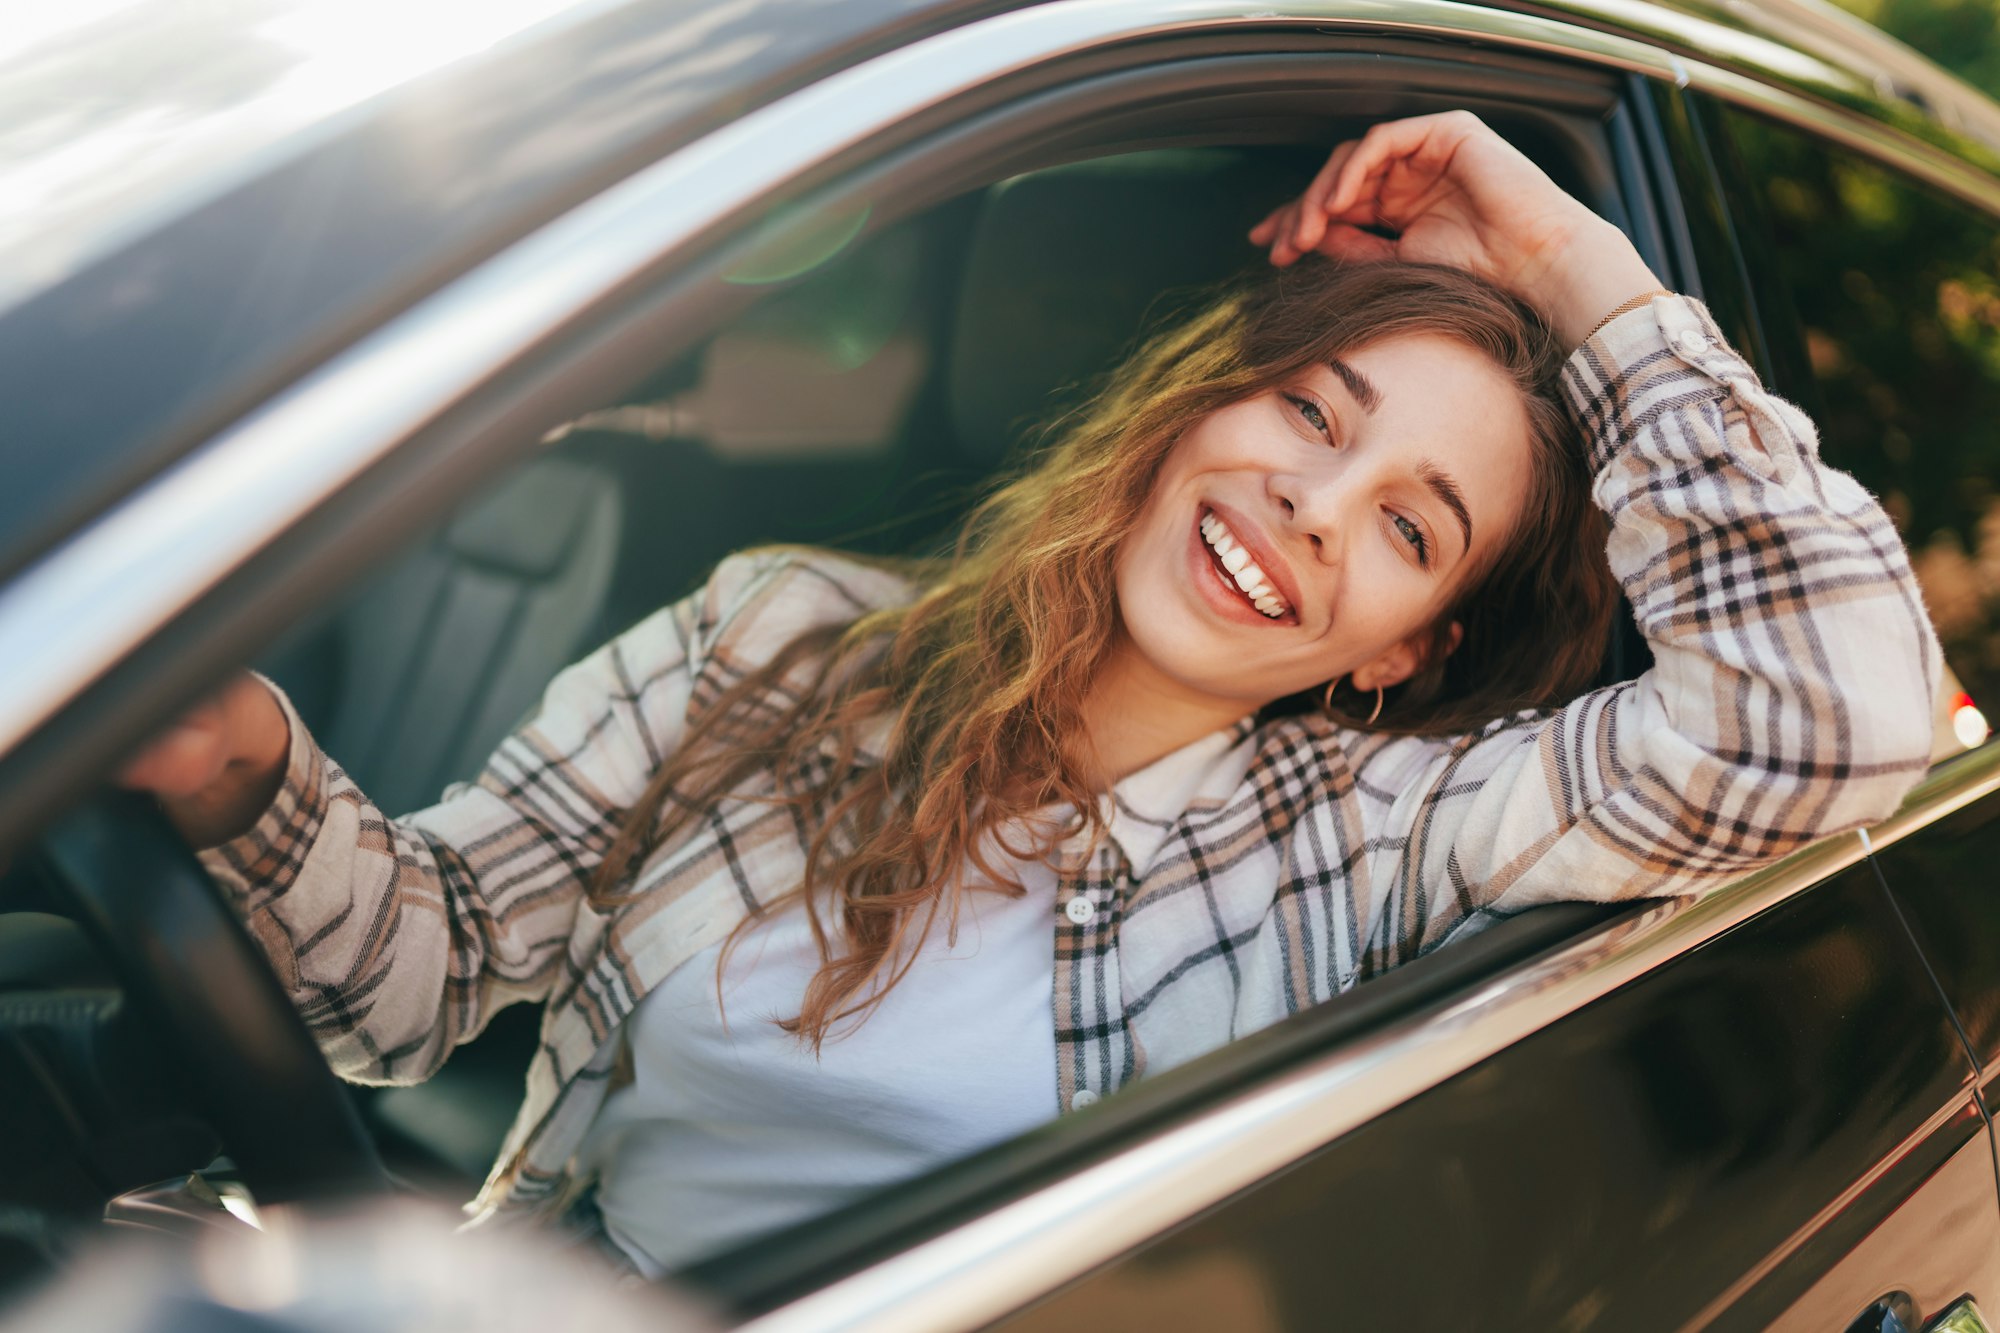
1064, 897, 1097, 925
1675, 330, 1707, 357
1071, 1088, 1100, 1110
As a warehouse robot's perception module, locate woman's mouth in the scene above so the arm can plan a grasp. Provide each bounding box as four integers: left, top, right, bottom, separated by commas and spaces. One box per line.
1199, 510, 1292, 619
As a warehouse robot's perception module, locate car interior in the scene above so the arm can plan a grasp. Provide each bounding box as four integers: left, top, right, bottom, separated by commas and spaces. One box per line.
250, 124, 1646, 1216
0, 65, 1663, 1308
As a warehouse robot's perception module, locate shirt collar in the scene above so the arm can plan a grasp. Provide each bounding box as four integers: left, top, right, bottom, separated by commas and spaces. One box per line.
818, 712, 1263, 879
1093, 716, 1261, 876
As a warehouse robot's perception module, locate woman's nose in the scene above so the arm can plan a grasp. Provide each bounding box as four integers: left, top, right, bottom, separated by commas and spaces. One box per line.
1272, 465, 1354, 561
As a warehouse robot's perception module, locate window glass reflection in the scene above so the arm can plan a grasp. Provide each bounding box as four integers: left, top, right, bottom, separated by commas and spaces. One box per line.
1724, 109, 2000, 754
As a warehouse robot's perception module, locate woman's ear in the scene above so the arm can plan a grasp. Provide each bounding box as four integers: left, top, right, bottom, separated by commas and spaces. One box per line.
1354, 620, 1464, 691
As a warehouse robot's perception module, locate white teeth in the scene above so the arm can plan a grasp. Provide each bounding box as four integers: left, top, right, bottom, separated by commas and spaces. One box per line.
1199, 510, 1290, 619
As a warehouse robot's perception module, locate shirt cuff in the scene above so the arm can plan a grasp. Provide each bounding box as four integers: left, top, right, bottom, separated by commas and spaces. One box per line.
1564, 290, 1802, 485
197, 674, 330, 912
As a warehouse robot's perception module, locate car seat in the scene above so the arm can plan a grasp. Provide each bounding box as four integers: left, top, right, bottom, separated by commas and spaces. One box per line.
947, 148, 1314, 466
265, 454, 623, 819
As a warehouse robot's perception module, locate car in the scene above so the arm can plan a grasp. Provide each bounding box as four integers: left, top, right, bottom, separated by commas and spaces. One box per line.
4, 0, 2000, 1328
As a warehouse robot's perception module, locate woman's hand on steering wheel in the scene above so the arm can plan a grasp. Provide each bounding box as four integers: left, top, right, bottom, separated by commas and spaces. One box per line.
117, 672, 291, 849
1250, 111, 1665, 349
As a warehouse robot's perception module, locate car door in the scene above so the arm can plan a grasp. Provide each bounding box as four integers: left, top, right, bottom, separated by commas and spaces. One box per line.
710, 71, 2000, 1333
988, 85, 2000, 1333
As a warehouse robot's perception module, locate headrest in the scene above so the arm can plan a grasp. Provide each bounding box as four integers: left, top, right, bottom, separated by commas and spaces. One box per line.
948, 149, 1315, 465
445, 454, 612, 578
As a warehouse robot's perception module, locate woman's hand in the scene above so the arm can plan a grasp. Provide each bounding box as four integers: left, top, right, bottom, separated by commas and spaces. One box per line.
117, 673, 291, 848
1249, 111, 1664, 348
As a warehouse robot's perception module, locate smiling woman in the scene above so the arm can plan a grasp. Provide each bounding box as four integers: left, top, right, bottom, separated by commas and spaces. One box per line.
1111, 259, 1605, 741
116, 111, 1942, 1276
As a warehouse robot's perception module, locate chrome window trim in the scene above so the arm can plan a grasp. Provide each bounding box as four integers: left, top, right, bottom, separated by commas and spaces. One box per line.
1546, 0, 2000, 164
739, 744, 2000, 1333
0, 0, 1994, 1321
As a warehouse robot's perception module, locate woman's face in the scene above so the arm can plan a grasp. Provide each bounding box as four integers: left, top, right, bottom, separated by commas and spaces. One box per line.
1114, 332, 1538, 712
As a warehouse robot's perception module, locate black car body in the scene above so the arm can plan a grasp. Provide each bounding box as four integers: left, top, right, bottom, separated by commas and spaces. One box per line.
4, 1, 2000, 1329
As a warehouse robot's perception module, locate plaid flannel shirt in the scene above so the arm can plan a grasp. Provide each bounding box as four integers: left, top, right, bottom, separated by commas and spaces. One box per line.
203, 293, 1941, 1227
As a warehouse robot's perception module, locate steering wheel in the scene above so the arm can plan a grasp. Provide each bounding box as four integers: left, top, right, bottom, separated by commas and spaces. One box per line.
38, 790, 390, 1204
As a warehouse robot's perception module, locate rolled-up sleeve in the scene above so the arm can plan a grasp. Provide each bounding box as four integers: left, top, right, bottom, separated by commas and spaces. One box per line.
1360, 293, 1942, 969
198, 561, 743, 1083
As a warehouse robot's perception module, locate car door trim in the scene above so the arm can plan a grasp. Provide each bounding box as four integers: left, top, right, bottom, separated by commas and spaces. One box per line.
1675, 1093, 1991, 1331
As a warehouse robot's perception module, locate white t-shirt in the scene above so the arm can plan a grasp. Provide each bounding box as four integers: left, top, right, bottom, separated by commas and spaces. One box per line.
577, 839, 1062, 1275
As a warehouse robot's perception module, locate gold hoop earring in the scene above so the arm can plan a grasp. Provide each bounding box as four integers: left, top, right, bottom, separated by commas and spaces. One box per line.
1322, 677, 1386, 726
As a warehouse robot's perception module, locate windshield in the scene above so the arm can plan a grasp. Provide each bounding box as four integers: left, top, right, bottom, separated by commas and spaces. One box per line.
0, 0, 612, 320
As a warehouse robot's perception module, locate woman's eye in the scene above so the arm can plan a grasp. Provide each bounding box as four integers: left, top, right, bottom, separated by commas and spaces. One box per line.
1285, 393, 1331, 439
1392, 513, 1431, 566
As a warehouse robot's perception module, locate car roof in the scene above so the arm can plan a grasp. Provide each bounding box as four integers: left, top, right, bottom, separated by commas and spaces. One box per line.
0, 0, 1994, 587
0, 0, 627, 324
3, 0, 1989, 322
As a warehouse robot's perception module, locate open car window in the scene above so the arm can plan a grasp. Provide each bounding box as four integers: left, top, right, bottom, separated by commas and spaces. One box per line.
228, 107, 1660, 1268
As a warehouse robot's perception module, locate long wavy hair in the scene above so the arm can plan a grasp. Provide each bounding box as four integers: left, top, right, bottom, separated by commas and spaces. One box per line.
592, 259, 1617, 1047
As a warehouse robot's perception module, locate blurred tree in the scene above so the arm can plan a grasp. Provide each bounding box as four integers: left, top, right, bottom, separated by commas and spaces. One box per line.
1829, 0, 2000, 96
1720, 106, 2000, 724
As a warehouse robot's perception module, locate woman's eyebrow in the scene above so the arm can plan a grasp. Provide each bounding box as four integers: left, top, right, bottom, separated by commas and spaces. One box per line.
1416, 458, 1474, 555
1326, 357, 1381, 413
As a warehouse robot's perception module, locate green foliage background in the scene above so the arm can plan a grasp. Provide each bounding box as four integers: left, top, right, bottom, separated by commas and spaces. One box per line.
1828, 0, 2000, 95
1823, 0, 2000, 720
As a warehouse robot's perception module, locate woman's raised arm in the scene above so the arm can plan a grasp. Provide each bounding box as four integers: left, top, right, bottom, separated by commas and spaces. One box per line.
1257, 113, 1942, 971
1251, 109, 1662, 349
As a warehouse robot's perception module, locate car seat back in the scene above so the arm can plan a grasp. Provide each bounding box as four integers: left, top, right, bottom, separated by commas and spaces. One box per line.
279, 454, 622, 817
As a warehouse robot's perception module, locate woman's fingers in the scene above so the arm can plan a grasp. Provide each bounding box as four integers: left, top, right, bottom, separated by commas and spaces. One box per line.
1255, 202, 1306, 265
1252, 110, 1657, 336
1258, 110, 1603, 284
1257, 204, 1398, 268
1247, 202, 1289, 247
1323, 111, 1482, 219
1291, 140, 1360, 253
1314, 223, 1399, 264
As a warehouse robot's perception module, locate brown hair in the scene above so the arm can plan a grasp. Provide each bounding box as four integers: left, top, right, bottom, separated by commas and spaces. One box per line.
592, 259, 1617, 1046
